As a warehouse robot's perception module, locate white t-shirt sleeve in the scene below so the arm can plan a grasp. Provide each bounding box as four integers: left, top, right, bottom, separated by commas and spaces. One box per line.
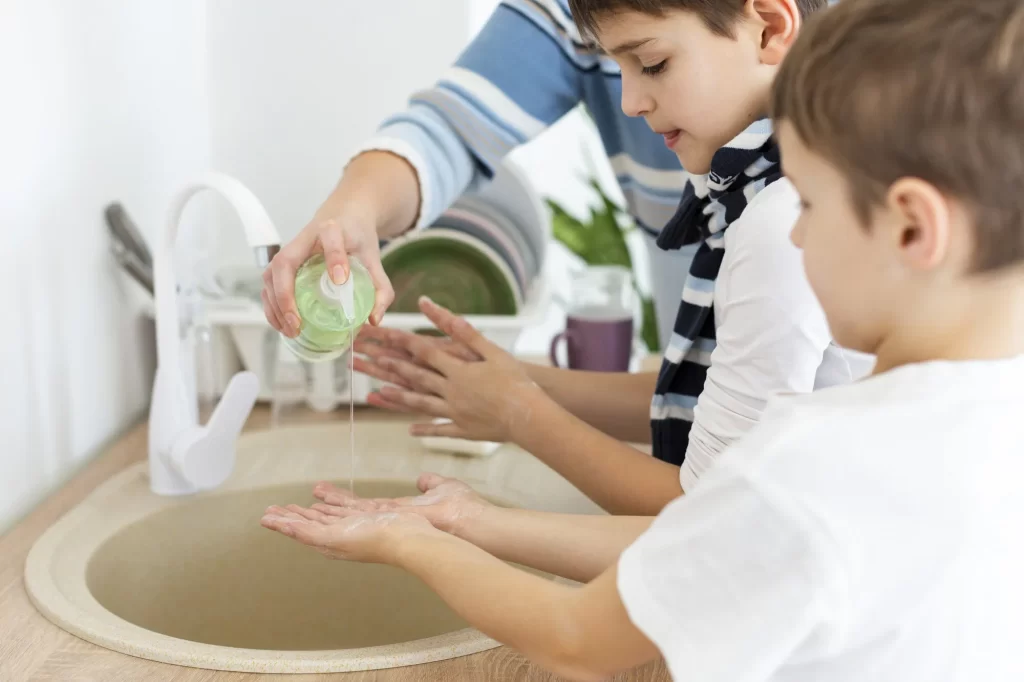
619, 442, 840, 681
682, 180, 832, 491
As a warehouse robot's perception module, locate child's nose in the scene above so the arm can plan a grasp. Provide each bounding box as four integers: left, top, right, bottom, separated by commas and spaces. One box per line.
620, 80, 653, 118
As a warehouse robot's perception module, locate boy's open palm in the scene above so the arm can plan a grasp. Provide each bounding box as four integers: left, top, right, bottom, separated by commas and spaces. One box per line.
260, 503, 435, 564
310, 473, 490, 537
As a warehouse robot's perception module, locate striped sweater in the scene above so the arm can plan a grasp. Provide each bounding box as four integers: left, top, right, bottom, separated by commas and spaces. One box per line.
356, 0, 701, 237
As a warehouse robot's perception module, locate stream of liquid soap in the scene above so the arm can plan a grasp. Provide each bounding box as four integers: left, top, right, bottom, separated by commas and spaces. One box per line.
349, 349, 355, 493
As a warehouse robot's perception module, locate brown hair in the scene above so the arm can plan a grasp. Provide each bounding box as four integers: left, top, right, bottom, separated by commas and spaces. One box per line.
568, 0, 826, 40
772, 0, 1024, 273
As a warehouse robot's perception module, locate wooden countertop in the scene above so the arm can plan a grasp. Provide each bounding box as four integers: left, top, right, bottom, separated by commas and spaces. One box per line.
0, 405, 669, 682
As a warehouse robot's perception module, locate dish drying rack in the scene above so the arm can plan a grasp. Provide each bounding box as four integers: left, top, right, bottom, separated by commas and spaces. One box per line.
141, 271, 552, 411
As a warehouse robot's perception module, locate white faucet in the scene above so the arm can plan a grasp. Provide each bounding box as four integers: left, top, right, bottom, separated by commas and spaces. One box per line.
148, 173, 281, 496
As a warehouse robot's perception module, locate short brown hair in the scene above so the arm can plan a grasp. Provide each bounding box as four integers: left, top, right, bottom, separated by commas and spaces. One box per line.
568, 0, 827, 40
772, 0, 1024, 273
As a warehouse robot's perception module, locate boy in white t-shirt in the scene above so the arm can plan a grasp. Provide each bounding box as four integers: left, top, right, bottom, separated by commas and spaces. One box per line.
261, 0, 1024, 679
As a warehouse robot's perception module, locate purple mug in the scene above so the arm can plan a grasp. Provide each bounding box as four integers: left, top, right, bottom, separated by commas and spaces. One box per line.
549, 307, 634, 372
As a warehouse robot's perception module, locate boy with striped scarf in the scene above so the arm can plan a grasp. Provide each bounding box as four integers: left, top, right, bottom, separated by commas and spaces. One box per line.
353, 0, 869, 514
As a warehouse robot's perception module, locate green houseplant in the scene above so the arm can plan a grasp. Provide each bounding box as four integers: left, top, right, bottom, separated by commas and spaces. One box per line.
546, 180, 661, 352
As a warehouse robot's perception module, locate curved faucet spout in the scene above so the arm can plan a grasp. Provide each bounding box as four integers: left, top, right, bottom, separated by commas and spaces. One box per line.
149, 173, 281, 496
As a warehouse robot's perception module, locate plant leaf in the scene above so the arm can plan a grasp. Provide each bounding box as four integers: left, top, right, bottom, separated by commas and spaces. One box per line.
547, 199, 589, 260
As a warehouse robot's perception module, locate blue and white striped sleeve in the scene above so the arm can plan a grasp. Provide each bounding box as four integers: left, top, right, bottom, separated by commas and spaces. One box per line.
352, 0, 592, 230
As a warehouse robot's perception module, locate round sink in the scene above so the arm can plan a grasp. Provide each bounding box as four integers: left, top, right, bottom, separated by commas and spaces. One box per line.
86, 481, 475, 652
25, 423, 601, 673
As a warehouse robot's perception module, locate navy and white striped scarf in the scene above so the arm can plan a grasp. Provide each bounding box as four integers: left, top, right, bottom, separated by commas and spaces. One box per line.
651, 131, 783, 465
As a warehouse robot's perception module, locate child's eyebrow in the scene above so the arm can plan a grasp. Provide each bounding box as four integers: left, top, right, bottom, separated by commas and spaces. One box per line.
607, 37, 655, 55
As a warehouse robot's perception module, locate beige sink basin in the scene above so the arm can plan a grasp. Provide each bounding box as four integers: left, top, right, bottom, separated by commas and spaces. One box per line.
25, 421, 601, 674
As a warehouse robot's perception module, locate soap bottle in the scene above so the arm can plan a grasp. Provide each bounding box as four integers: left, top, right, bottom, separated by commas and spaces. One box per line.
281, 253, 375, 363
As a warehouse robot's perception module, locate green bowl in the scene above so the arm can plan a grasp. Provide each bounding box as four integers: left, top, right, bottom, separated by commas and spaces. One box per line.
381, 231, 520, 315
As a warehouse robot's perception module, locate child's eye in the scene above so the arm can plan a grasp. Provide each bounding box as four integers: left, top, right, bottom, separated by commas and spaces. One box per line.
641, 60, 667, 76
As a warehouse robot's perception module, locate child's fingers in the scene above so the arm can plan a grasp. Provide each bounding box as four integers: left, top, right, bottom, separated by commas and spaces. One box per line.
417, 472, 454, 493
365, 391, 415, 413
356, 325, 424, 356
313, 482, 364, 506
312, 482, 385, 512
377, 385, 451, 418
312, 502, 375, 518
352, 356, 411, 389
286, 519, 334, 548
260, 514, 293, 534
311, 502, 348, 517
352, 340, 412, 363
438, 337, 483, 362
286, 505, 330, 524
261, 508, 315, 537
418, 297, 496, 360
402, 332, 461, 376
358, 323, 479, 365
356, 324, 391, 343
377, 357, 447, 396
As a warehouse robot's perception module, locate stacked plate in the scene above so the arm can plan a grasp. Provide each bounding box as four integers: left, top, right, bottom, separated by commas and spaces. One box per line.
381, 160, 548, 315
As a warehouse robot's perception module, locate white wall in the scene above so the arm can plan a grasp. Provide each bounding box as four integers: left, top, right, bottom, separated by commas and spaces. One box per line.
204, 0, 473, 264
0, 0, 211, 531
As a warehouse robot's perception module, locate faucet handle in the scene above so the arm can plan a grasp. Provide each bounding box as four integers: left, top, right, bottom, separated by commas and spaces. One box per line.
171, 371, 260, 490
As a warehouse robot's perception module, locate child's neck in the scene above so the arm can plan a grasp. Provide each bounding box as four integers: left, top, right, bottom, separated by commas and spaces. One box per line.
873, 269, 1024, 374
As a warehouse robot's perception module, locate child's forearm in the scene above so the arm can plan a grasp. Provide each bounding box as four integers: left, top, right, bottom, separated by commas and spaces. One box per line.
455, 508, 653, 583
524, 364, 657, 444
512, 395, 684, 516
393, 532, 648, 680
394, 532, 592, 677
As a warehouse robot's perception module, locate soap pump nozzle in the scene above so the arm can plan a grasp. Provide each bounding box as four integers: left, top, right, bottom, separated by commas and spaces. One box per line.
319, 270, 355, 320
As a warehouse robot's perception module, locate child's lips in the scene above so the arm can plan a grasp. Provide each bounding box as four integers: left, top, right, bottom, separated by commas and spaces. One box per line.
660, 129, 682, 148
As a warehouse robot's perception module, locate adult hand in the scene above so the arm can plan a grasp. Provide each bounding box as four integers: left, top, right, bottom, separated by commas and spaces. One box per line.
262, 202, 395, 337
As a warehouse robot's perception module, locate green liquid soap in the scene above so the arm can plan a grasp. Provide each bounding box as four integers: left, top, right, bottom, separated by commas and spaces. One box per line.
282, 254, 375, 363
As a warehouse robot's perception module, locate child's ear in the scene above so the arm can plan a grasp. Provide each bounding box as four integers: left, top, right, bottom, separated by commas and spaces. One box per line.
750, 0, 801, 66
886, 178, 951, 271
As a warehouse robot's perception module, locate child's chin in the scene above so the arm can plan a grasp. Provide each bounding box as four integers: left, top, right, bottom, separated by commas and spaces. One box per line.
674, 143, 715, 176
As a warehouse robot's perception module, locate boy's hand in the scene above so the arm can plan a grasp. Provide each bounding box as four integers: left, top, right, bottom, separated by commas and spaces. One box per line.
262, 203, 395, 337
362, 297, 548, 444
352, 325, 481, 411
260, 503, 437, 564
310, 473, 491, 538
